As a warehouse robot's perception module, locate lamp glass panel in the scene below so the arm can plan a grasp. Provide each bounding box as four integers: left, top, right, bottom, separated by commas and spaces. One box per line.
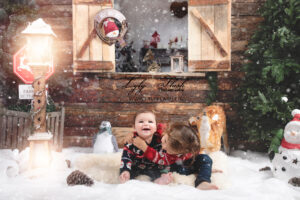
31, 141, 51, 168
26, 35, 53, 66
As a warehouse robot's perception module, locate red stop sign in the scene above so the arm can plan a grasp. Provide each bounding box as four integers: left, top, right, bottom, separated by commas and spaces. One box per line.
13, 46, 54, 84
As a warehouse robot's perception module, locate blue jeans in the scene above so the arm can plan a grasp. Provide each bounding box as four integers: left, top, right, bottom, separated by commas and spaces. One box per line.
170, 154, 213, 187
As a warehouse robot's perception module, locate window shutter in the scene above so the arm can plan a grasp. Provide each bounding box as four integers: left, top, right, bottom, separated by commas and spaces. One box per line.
72, 0, 115, 72
188, 0, 231, 71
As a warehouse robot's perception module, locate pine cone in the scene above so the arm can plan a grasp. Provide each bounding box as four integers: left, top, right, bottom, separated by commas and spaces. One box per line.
259, 166, 271, 171
67, 170, 94, 186
288, 177, 300, 187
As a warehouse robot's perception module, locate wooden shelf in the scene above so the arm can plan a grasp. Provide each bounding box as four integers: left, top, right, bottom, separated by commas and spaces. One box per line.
72, 72, 206, 79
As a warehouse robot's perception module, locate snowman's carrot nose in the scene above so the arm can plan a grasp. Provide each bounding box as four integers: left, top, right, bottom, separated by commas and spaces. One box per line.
291, 132, 296, 136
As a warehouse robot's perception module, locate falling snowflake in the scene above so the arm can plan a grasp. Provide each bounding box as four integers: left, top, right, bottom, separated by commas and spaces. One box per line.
281, 96, 288, 102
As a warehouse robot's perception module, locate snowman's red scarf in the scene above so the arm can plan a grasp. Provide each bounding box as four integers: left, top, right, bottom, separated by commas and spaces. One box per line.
281, 138, 300, 150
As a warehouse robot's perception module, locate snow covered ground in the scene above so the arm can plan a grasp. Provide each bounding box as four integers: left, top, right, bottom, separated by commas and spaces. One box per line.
0, 148, 299, 200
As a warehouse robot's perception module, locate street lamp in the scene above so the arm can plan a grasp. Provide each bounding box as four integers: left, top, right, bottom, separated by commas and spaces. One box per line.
22, 18, 56, 169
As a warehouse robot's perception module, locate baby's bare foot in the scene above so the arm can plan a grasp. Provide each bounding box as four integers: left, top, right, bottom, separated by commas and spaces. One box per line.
212, 169, 223, 173
196, 181, 219, 190
154, 172, 173, 185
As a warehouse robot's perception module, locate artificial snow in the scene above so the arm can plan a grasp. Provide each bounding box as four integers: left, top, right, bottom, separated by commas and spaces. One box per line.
0, 148, 299, 200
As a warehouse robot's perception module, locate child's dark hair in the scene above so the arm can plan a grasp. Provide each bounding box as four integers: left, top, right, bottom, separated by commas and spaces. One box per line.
165, 122, 200, 155
133, 110, 156, 123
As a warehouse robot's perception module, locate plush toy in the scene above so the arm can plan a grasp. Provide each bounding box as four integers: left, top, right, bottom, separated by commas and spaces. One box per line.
93, 121, 119, 153
189, 105, 229, 154
271, 109, 300, 186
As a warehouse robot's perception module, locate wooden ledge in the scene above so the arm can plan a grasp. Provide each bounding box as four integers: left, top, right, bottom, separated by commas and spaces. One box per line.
71, 72, 206, 79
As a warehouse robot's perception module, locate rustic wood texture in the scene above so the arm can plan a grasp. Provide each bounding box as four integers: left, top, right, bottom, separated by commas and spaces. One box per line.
74, 60, 114, 70
39, 0, 265, 149
188, 0, 231, 71
232, 2, 264, 16
73, 3, 89, 60
62, 103, 233, 148
36, 0, 72, 5
0, 108, 64, 152
51, 76, 215, 103
39, 5, 72, 18
188, 60, 230, 71
89, 6, 103, 61
231, 16, 263, 41
72, 1, 115, 72
189, 0, 229, 5
73, 0, 112, 5
76, 29, 97, 59
191, 9, 227, 57
32, 75, 47, 133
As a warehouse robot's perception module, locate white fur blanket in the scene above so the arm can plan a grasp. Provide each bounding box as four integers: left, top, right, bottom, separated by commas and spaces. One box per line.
74, 151, 230, 189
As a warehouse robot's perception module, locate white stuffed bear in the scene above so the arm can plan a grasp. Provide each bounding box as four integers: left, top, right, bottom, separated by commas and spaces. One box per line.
272, 109, 300, 186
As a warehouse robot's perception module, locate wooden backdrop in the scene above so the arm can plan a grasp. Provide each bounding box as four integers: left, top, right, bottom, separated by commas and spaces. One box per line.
35, 0, 265, 148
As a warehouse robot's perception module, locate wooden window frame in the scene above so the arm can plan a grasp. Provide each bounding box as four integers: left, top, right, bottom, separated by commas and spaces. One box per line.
72, 0, 231, 74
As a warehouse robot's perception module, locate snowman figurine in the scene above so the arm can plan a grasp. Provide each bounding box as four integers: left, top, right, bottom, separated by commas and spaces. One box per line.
272, 109, 300, 186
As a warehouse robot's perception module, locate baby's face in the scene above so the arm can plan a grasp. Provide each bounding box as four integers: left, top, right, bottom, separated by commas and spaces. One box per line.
134, 112, 157, 141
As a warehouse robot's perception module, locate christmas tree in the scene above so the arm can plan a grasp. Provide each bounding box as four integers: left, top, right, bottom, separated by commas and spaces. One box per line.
236, 0, 300, 151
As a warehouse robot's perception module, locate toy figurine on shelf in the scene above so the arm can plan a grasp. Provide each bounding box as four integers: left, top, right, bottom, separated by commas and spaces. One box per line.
150, 31, 160, 48
142, 49, 160, 72
143, 40, 150, 48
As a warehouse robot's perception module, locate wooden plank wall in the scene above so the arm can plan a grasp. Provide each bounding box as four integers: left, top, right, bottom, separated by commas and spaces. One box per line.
36, 0, 265, 148
0, 108, 65, 151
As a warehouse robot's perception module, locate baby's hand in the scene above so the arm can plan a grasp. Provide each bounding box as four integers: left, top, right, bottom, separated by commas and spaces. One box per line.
133, 137, 148, 152
124, 132, 134, 144
119, 171, 130, 183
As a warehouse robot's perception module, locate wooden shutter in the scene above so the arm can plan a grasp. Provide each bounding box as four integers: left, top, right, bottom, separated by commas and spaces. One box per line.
73, 0, 115, 72
188, 0, 231, 71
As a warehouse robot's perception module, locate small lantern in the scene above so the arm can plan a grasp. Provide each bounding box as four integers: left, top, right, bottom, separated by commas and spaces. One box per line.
22, 18, 56, 67
170, 54, 184, 73
22, 18, 56, 169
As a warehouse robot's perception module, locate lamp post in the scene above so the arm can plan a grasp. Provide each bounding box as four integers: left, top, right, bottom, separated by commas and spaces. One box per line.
22, 18, 56, 168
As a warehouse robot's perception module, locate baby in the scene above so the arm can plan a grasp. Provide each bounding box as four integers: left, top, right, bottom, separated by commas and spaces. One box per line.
119, 111, 167, 183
